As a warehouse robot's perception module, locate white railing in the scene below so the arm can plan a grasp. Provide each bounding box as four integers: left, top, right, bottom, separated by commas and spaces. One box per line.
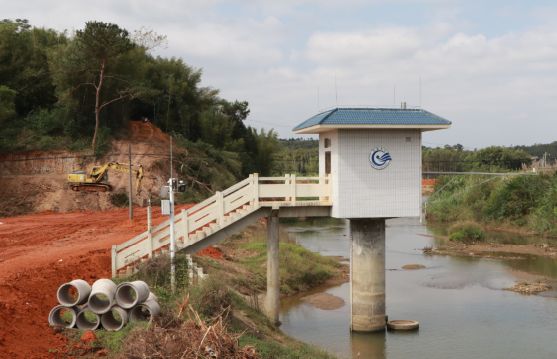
112, 173, 332, 276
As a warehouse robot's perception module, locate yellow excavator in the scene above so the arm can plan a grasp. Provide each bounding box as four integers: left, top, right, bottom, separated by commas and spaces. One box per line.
67, 162, 144, 194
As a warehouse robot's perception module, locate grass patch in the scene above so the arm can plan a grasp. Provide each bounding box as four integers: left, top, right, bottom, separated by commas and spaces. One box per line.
95, 321, 147, 353
239, 334, 336, 359
233, 231, 341, 295
448, 221, 485, 244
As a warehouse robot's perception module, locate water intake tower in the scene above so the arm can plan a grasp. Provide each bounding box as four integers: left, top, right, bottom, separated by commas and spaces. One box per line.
293, 107, 451, 331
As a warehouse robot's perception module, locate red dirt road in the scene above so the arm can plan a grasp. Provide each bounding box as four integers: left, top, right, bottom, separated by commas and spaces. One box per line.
0, 206, 185, 358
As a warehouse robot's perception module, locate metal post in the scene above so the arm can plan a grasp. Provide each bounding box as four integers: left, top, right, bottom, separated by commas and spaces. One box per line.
128, 144, 133, 220
147, 198, 153, 257
170, 135, 173, 179
168, 178, 176, 292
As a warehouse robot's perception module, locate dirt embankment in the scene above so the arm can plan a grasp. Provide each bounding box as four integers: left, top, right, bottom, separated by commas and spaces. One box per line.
0, 205, 187, 358
426, 241, 557, 259
0, 121, 180, 217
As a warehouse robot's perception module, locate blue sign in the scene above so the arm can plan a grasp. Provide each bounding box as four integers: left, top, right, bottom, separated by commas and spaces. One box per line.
369, 147, 392, 170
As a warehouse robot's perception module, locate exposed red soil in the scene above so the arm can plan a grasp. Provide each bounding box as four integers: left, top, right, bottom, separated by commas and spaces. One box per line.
197, 246, 224, 260
0, 121, 181, 217
0, 205, 189, 358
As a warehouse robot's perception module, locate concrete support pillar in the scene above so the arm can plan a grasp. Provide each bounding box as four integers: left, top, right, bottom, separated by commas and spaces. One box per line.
265, 210, 280, 325
350, 218, 386, 332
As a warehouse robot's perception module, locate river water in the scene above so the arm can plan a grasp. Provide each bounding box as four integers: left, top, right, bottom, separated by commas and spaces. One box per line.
280, 218, 557, 359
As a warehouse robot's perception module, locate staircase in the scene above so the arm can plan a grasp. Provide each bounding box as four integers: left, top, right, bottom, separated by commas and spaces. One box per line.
112, 174, 332, 277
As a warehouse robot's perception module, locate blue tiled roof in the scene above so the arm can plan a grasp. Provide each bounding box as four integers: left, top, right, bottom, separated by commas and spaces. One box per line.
293, 108, 451, 131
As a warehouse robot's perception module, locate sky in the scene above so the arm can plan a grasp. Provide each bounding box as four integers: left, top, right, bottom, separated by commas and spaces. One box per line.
3, 0, 557, 148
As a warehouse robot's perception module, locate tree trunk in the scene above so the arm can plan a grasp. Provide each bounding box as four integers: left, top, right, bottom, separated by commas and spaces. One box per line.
92, 59, 106, 152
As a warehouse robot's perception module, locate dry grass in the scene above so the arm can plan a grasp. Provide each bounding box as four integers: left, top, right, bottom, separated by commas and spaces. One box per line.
120, 295, 259, 359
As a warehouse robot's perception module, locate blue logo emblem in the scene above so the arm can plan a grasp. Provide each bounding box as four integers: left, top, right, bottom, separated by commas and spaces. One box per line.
369, 147, 392, 170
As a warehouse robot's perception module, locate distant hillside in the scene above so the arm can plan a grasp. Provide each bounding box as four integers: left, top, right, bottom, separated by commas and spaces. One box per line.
515, 142, 557, 161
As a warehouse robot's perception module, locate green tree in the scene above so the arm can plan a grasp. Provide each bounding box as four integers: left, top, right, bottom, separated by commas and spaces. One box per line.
0, 85, 16, 123
0, 19, 60, 116
64, 21, 134, 151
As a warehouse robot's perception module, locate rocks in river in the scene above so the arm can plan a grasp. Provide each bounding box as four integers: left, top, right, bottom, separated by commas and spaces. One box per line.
301, 293, 345, 310
402, 264, 426, 270
505, 281, 551, 295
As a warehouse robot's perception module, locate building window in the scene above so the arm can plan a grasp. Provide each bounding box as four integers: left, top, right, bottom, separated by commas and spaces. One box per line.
325, 151, 331, 175
324, 138, 331, 148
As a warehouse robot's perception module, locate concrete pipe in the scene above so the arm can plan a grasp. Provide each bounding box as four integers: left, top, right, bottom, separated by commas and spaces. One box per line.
57, 279, 91, 307
48, 305, 77, 328
88, 278, 117, 314
101, 305, 129, 331
115, 280, 150, 309
76, 307, 101, 330
129, 294, 160, 322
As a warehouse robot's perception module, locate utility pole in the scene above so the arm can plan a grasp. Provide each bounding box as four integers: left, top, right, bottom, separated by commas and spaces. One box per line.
170, 135, 173, 179
168, 135, 176, 292
169, 177, 176, 292
128, 144, 133, 221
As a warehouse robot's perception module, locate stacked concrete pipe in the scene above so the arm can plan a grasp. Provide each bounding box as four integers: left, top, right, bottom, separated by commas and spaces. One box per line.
48, 279, 160, 331
129, 292, 161, 322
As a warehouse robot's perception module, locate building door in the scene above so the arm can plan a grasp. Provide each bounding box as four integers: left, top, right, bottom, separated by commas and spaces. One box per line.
325, 151, 331, 175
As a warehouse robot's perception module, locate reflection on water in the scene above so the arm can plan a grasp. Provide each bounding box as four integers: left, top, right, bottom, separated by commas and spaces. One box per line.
280, 218, 557, 359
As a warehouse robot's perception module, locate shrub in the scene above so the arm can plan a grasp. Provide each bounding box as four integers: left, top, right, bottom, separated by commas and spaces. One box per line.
189, 276, 233, 319
110, 192, 128, 207
448, 221, 485, 243
483, 175, 550, 222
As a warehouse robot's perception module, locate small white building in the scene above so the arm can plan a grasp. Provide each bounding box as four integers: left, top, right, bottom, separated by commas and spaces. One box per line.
293, 107, 451, 219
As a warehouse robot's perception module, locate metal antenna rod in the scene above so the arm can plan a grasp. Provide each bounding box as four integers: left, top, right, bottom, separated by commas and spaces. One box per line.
419, 76, 422, 108
317, 87, 320, 110
334, 74, 338, 106
393, 85, 396, 107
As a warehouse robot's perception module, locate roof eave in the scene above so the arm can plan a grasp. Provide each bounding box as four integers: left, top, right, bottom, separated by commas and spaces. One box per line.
293, 123, 451, 134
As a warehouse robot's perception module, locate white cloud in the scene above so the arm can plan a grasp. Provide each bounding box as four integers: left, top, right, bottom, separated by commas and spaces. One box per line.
3, 0, 557, 146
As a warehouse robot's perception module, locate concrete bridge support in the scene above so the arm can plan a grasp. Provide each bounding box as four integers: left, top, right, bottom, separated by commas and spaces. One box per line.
350, 218, 386, 332
264, 210, 280, 324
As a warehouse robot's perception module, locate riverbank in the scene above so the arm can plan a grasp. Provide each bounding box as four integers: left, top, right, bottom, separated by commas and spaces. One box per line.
426, 174, 557, 237
60, 222, 345, 358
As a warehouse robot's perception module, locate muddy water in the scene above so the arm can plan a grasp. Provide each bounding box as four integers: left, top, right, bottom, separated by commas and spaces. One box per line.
280, 218, 557, 359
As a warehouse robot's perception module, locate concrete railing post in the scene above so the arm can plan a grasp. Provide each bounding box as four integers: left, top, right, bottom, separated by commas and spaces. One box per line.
253, 173, 259, 207
264, 210, 280, 325
182, 209, 189, 243
350, 218, 386, 332
216, 191, 224, 225
111, 245, 117, 278
290, 174, 296, 204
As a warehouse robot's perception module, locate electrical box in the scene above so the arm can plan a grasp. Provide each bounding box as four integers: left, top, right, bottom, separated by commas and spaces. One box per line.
160, 185, 169, 199
177, 180, 187, 192
161, 200, 170, 215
